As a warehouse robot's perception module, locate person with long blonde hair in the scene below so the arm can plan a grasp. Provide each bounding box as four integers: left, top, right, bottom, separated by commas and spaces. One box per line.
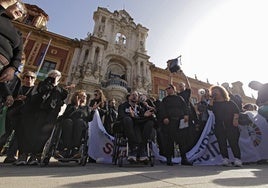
56, 89, 91, 159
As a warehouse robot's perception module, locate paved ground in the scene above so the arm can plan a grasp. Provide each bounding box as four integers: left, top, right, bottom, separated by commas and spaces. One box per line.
1, 157, 268, 188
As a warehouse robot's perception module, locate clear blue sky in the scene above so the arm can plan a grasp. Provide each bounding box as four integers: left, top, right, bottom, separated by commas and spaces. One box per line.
23, 0, 268, 97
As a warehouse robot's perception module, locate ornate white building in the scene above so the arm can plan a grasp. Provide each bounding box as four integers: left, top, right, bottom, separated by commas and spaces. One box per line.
68, 7, 153, 102
14, 3, 255, 105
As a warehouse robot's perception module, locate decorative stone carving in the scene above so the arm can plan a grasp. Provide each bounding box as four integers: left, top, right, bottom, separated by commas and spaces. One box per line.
71, 7, 151, 102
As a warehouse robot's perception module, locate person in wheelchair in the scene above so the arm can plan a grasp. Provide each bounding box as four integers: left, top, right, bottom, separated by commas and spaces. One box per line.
56, 89, 90, 159
117, 91, 155, 163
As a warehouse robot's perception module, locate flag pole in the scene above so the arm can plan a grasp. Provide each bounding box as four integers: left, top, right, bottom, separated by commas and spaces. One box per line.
169, 72, 173, 84
23, 31, 32, 49
36, 38, 52, 76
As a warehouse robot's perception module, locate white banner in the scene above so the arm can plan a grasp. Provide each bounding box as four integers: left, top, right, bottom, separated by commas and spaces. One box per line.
88, 110, 114, 163
88, 110, 268, 165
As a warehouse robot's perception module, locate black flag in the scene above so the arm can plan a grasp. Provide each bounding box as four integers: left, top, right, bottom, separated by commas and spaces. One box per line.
167, 55, 181, 73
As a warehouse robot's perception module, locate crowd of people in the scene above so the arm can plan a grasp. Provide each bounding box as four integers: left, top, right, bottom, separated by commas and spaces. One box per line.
1, 0, 268, 169
0, 67, 265, 167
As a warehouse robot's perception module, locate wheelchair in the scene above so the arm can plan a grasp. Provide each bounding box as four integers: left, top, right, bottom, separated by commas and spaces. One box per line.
111, 121, 155, 167
40, 119, 89, 166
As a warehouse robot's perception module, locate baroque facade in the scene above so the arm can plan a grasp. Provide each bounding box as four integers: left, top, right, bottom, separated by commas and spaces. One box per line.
68, 7, 152, 102
10, 3, 255, 104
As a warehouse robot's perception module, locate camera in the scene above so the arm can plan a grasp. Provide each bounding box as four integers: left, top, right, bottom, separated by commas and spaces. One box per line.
45, 76, 55, 84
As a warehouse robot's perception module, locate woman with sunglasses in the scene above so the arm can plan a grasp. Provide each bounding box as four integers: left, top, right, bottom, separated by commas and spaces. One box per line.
2, 70, 36, 163
56, 90, 91, 159
88, 89, 107, 122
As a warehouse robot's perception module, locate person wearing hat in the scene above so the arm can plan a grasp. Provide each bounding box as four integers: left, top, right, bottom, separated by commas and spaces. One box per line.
159, 84, 191, 166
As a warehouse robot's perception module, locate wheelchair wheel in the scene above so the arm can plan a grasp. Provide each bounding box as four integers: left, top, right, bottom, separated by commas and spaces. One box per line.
78, 128, 89, 166
148, 141, 154, 167
112, 149, 118, 165
80, 155, 88, 166
40, 123, 61, 166
150, 156, 155, 167
40, 137, 52, 166
118, 154, 123, 167
79, 142, 88, 166
112, 136, 120, 165
40, 156, 50, 167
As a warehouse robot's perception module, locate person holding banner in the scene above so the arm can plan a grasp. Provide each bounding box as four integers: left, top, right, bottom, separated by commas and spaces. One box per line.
208, 85, 242, 167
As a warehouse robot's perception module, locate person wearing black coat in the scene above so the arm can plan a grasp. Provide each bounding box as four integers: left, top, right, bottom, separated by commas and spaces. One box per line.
0, 1, 26, 83
103, 98, 118, 135
1, 71, 36, 163
177, 72, 200, 152
208, 85, 242, 167
159, 84, 191, 166
16, 70, 68, 165
117, 91, 155, 163
56, 90, 91, 159
88, 89, 107, 122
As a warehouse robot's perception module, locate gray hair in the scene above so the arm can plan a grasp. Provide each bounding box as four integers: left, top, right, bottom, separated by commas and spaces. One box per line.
47, 69, 61, 77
